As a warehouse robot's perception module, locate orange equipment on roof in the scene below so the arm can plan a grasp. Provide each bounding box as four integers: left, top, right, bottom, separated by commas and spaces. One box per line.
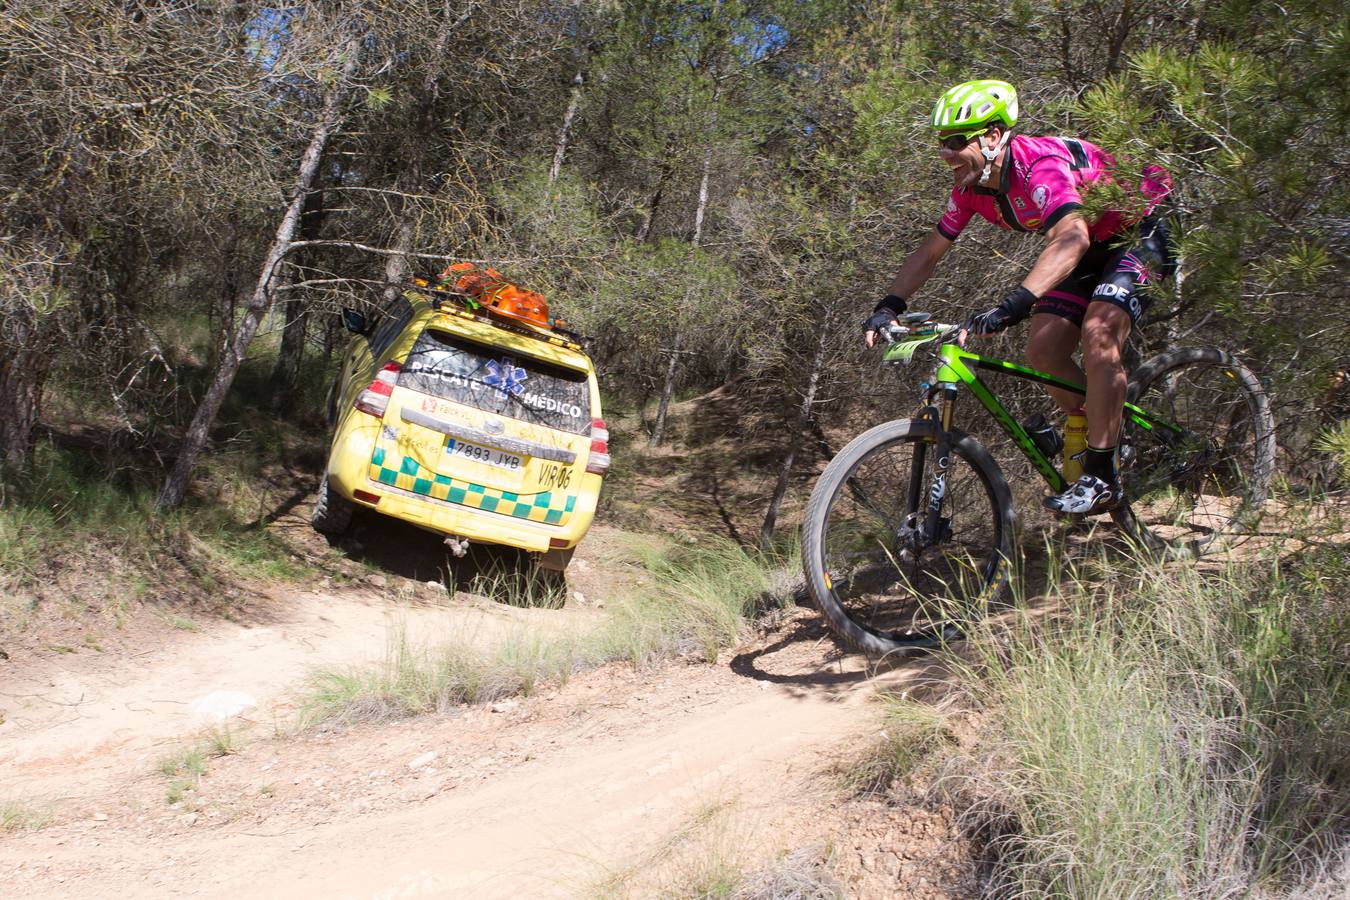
439, 262, 551, 329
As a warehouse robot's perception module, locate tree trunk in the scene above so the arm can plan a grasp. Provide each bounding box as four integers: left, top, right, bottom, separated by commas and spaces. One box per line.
635, 166, 668, 243
158, 56, 355, 509
637, 133, 678, 243
759, 328, 827, 549
380, 176, 418, 307
0, 322, 51, 470
271, 187, 327, 404
270, 296, 308, 404
649, 97, 717, 448
212, 230, 242, 371
1105, 0, 1135, 75
548, 70, 585, 184
1058, 13, 1077, 88
378, 3, 473, 305
649, 329, 683, 446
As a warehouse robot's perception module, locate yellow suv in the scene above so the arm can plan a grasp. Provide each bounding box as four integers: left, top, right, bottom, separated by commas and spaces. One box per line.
312, 268, 608, 573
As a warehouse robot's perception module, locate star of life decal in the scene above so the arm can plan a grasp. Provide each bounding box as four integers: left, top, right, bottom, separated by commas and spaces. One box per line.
484, 359, 528, 396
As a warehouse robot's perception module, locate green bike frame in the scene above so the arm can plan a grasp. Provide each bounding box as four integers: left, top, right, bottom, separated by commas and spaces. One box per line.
890, 336, 1186, 495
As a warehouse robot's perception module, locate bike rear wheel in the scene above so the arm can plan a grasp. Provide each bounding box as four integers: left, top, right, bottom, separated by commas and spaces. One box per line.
801, 419, 1014, 657
1112, 347, 1276, 557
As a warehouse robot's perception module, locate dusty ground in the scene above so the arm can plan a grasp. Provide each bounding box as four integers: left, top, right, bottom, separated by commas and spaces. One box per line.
1, 492, 981, 900
9, 377, 1315, 898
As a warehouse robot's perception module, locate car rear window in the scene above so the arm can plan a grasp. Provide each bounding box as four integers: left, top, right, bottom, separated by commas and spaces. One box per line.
398, 327, 591, 434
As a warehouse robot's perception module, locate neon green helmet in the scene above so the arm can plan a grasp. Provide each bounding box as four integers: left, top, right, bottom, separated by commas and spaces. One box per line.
931, 79, 1019, 137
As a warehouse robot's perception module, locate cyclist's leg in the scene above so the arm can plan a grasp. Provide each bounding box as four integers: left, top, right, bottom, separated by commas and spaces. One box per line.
1082, 218, 1172, 446
1082, 304, 1133, 449
1045, 302, 1132, 514
1047, 219, 1171, 513
1026, 313, 1083, 413
1026, 243, 1104, 412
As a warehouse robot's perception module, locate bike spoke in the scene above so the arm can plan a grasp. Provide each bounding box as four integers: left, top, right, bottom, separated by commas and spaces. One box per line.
1118, 352, 1274, 554
817, 434, 1003, 643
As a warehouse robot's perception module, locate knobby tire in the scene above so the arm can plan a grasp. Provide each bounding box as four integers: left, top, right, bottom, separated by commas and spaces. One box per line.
801, 419, 1014, 657
1112, 347, 1276, 557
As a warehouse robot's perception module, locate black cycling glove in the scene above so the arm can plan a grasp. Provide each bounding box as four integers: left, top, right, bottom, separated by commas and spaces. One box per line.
966, 286, 1037, 335
863, 293, 907, 336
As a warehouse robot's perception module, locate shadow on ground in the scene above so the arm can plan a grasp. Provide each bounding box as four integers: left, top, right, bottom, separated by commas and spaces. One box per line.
730, 525, 1149, 699
326, 509, 566, 607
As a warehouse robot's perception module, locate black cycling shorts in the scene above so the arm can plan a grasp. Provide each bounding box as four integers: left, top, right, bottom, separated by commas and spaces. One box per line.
1033, 217, 1175, 327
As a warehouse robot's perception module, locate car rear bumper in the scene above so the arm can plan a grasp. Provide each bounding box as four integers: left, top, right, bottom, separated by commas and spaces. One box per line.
325, 423, 597, 552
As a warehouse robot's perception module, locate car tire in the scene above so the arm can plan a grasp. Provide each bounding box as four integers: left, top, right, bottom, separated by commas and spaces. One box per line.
536, 546, 574, 573
324, 381, 340, 428
311, 475, 354, 536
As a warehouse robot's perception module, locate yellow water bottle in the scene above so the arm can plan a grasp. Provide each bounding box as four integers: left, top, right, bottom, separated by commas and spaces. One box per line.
1062, 411, 1088, 484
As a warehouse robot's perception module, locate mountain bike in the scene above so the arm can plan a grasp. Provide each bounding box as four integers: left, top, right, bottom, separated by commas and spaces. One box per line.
800, 312, 1276, 656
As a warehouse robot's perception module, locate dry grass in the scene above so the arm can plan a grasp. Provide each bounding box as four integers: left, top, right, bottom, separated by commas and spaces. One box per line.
298, 536, 799, 730
155, 725, 247, 805
299, 622, 581, 728
1, 798, 55, 833
944, 532, 1350, 897
587, 798, 842, 900
840, 693, 957, 798
0, 440, 310, 636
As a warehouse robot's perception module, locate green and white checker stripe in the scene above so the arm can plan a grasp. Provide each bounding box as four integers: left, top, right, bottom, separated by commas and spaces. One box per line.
369, 446, 576, 525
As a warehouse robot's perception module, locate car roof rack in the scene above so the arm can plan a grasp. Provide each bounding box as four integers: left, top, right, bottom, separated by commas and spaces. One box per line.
405, 275, 590, 354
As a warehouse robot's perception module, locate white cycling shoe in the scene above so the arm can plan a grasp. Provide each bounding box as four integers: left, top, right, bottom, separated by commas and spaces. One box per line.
1043, 474, 1122, 516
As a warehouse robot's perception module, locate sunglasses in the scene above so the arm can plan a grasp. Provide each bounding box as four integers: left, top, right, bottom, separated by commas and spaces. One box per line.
938, 130, 987, 152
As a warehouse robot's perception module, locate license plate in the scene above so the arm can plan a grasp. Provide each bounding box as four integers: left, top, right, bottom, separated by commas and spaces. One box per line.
445, 439, 523, 472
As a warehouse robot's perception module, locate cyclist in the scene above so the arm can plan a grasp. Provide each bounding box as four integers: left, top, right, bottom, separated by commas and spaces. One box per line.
864, 79, 1174, 515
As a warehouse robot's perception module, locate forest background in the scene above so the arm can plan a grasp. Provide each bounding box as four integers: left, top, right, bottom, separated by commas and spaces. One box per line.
2, 0, 1346, 524
2, 2, 1348, 893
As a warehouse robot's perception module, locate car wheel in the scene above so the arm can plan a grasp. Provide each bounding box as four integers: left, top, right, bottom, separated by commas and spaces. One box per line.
324, 380, 340, 428
311, 475, 354, 536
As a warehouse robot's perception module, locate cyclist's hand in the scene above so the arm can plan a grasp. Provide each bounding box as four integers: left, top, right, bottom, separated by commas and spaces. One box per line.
965, 286, 1037, 338
863, 309, 899, 347
964, 305, 1015, 336
863, 294, 907, 348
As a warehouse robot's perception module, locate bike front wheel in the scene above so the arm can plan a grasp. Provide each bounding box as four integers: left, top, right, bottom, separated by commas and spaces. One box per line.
1113, 347, 1277, 557
801, 419, 1015, 657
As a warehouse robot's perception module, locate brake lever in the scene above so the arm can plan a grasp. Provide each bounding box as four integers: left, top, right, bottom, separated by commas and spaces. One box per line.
880, 323, 910, 344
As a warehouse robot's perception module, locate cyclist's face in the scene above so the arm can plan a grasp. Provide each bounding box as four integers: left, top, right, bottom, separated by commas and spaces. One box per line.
938, 130, 989, 188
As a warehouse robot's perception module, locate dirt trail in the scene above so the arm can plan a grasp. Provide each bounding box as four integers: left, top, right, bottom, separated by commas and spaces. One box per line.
1, 599, 942, 899
1, 579, 600, 803
0, 469, 971, 900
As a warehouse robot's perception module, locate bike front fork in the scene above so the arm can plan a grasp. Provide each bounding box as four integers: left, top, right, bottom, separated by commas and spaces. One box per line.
900, 385, 958, 555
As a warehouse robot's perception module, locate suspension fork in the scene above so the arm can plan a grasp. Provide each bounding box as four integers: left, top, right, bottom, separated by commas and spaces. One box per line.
905, 384, 958, 546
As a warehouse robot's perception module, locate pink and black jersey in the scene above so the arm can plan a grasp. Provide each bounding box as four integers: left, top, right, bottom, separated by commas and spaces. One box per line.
935, 135, 1171, 243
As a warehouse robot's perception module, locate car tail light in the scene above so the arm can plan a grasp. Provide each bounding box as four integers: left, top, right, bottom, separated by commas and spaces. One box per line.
586, 417, 610, 476
354, 362, 401, 418
353, 489, 381, 504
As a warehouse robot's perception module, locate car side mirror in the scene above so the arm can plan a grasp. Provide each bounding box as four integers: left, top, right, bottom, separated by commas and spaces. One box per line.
341, 308, 370, 335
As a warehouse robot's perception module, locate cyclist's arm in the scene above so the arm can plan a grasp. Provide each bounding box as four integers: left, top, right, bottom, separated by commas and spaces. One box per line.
1020, 212, 1090, 296
885, 228, 953, 299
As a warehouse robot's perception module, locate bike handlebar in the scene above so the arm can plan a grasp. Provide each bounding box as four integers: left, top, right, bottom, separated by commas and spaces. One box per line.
879, 320, 963, 345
